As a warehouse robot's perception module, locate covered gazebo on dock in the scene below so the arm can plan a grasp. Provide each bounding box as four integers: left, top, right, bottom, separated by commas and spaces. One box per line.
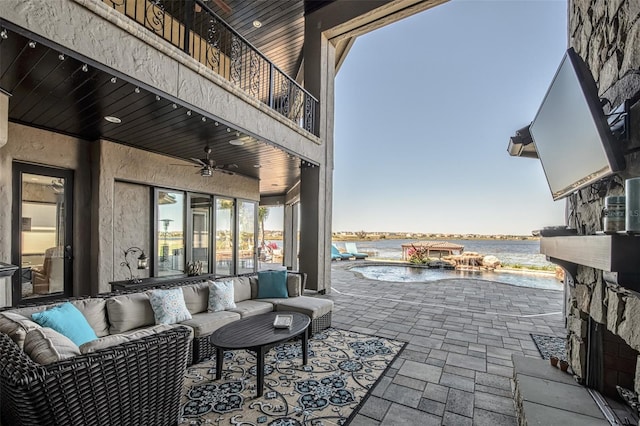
401, 241, 464, 260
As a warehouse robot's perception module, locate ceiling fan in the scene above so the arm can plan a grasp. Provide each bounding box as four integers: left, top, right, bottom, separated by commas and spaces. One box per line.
181, 146, 238, 177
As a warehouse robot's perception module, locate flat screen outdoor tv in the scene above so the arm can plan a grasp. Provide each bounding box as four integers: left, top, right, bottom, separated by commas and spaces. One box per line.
530, 47, 625, 201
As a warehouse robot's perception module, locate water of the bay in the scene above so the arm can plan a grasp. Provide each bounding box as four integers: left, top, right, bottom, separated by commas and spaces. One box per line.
332, 238, 553, 268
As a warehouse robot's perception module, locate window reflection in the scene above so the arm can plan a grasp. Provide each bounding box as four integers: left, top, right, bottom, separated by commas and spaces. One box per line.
20, 174, 66, 298
215, 198, 234, 276
190, 195, 211, 274
238, 200, 256, 274
157, 191, 184, 276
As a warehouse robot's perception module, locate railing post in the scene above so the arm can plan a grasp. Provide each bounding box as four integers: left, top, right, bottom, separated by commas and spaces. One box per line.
268, 63, 275, 109
183, 0, 194, 54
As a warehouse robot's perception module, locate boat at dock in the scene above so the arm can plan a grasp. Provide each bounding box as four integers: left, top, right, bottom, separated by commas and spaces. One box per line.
401, 241, 464, 260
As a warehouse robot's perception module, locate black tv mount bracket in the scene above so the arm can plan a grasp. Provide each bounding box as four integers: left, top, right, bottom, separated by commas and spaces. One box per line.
605, 93, 640, 145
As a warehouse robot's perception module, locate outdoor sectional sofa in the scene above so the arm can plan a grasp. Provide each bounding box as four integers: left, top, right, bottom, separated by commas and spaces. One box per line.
0, 271, 333, 425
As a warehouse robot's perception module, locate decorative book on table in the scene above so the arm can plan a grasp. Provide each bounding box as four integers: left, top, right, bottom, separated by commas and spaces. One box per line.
273, 314, 293, 329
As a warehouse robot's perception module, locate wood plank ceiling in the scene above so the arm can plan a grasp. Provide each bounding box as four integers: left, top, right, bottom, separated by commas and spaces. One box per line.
0, 1, 330, 197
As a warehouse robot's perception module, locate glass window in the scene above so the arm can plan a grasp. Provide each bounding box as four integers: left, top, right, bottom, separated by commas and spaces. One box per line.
215, 198, 234, 276
157, 190, 184, 277
190, 194, 211, 274
19, 173, 68, 299
238, 200, 256, 274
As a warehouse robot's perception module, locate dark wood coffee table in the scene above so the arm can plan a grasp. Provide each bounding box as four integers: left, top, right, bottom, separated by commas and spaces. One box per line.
210, 311, 310, 397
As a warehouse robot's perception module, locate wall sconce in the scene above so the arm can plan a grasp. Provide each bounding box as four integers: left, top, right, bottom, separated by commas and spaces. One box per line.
121, 247, 149, 283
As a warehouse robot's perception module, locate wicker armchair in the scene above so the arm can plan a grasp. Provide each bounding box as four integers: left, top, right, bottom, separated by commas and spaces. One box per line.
0, 326, 191, 426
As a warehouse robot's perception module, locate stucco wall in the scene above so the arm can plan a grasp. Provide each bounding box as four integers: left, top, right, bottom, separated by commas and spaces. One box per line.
566, 0, 640, 390
112, 181, 150, 282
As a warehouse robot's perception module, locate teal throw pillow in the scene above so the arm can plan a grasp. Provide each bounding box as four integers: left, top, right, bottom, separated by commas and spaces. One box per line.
257, 270, 288, 299
31, 302, 97, 346
208, 280, 236, 312
149, 288, 192, 325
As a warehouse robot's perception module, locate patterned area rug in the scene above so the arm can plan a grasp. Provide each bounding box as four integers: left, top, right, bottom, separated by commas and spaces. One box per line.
530, 333, 567, 360
179, 328, 406, 425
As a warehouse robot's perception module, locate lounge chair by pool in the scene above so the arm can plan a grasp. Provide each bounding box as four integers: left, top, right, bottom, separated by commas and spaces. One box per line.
331, 244, 353, 261
345, 242, 368, 260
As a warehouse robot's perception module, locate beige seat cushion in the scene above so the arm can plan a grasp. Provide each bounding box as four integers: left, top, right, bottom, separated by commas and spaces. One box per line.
180, 311, 240, 338
79, 324, 177, 354
0, 312, 42, 349
233, 277, 252, 302
287, 274, 302, 297
249, 276, 259, 299
106, 292, 155, 334
10, 305, 53, 318
71, 299, 109, 337
181, 282, 209, 314
274, 296, 333, 319
24, 327, 81, 365
229, 300, 274, 318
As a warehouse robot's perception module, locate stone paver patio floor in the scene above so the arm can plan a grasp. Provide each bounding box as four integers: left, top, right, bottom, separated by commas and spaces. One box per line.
325, 261, 566, 426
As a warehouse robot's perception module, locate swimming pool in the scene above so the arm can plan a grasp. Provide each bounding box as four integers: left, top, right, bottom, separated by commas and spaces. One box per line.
350, 265, 563, 291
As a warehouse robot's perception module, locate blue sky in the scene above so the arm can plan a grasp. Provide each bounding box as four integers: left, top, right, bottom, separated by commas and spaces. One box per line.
331, 0, 568, 236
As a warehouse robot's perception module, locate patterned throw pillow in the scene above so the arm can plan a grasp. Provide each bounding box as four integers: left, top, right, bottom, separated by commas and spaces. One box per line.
24, 327, 81, 365
0, 312, 42, 349
208, 280, 236, 312
149, 288, 192, 325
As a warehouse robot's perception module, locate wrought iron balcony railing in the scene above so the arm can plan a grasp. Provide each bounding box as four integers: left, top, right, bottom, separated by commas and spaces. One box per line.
103, 0, 318, 136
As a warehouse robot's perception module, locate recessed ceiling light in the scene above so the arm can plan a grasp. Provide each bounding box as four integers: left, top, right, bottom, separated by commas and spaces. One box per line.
253, 164, 261, 168
229, 139, 244, 146
28, 41, 36, 48
253, 20, 262, 28
110, 77, 117, 83
30, 177, 39, 181
104, 116, 122, 124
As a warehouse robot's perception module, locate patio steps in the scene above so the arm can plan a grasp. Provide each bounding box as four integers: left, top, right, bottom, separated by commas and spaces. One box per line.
512, 355, 609, 425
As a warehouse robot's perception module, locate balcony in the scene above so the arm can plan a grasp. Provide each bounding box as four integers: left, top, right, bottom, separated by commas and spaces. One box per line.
102, 0, 318, 136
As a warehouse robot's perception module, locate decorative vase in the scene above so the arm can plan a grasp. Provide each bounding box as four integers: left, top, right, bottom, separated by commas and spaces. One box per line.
559, 360, 569, 372
549, 356, 559, 367
186, 261, 203, 276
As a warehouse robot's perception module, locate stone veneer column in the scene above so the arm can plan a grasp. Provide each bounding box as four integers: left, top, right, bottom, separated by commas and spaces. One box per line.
566, 0, 640, 393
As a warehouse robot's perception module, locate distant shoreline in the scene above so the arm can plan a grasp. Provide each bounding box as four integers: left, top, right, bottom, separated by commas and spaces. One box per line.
330, 234, 539, 242
261, 231, 540, 242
